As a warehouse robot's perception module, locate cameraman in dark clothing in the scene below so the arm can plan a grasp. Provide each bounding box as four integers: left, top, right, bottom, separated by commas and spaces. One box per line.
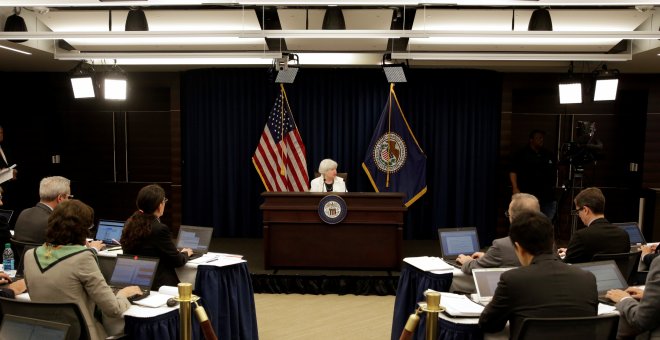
510, 130, 557, 220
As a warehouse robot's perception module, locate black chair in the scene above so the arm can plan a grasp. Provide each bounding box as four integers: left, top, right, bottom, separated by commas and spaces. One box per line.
592, 251, 642, 285
9, 238, 41, 277
518, 314, 619, 340
0, 296, 91, 340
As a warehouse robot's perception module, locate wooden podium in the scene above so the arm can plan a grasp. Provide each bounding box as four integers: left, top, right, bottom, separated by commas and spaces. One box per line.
261, 192, 406, 269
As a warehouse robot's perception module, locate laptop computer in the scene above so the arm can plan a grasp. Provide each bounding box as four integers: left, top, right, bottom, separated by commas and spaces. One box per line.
613, 222, 646, 246
572, 260, 629, 305
176, 225, 213, 260
472, 267, 514, 305
0, 314, 69, 340
95, 219, 124, 246
0, 209, 13, 224
109, 254, 159, 302
438, 227, 480, 268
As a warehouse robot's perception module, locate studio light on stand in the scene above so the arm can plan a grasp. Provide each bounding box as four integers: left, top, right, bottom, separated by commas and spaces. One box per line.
382, 53, 407, 83
593, 65, 619, 101
274, 54, 299, 84
559, 61, 582, 104
104, 65, 127, 100
70, 62, 97, 99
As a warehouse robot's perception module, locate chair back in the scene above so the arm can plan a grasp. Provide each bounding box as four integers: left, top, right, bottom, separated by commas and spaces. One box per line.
518, 314, 619, 340
0, 296, 91, 340
592, 251, 642, 285
9, 238, 41, 277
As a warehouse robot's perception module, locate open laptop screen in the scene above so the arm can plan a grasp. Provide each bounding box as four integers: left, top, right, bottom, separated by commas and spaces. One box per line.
572, 260, 628, 293
0, 314, 69, 340
109, 255, 159, 289
438, 228, 480, 258
613, 222, 646, 245
473, 268, 513, 300
176, 225, 213, 253
95, 220, 124, 245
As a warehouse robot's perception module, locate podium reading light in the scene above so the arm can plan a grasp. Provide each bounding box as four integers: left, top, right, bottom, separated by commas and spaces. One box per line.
104, 66, 127, 100
70, 62, 96, 99
593, 65, 619, 101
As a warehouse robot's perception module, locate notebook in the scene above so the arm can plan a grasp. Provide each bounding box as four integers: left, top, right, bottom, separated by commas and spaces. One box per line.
613, 222, 646, 246
109, 255, 159, 302
95, 219, 125, 245
472, 267, 513, 305
0, 209, 13, 224
176, 225, 213, 260
437, 227, 480, 268
572, 260, 629, 305
0, 314, 69, 340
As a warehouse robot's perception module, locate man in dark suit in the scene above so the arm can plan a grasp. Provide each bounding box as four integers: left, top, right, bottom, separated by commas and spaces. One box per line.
457, 193, 540, 274
607, 256, 660, 339
559, 187, 630, 263
479, 211, 598, 339
14, 176, 72, 244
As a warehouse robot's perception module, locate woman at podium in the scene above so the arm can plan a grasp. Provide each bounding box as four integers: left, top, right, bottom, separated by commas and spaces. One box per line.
309, 159, 347, 193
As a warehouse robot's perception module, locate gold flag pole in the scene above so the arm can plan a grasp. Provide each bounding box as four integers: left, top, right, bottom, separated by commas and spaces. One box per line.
386, 83, 394, 188
279, 83, 287, 176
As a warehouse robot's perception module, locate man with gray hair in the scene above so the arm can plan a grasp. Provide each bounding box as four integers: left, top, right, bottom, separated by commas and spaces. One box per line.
14, 176, 72, 244
456, 193, 541, 274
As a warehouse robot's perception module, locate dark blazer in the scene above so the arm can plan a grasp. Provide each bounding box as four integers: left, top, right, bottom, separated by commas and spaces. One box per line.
479, 253, 598, 339
563, 217, 630, 264
13, 203, 52, 244
616, 256, 660, 339
122, 220, 189, 290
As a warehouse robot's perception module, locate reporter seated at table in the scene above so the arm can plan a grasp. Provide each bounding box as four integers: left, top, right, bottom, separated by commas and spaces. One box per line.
309, 159, 347, 193
640, 243, 659, 268
606, 256, 660, 339
479, 211, 598, 339
0, 272, 26, 298
120, 184, 192, 290
456, 193, 540, 274
23, 200, 142, 340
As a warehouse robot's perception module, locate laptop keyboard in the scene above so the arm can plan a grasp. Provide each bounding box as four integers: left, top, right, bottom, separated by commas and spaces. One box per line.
598, 295, 615, 305
443, 259, 462, 269
111, 287, 151, 303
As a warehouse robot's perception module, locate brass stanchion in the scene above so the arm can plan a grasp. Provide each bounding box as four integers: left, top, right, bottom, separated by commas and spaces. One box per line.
176, 283, 199, 340
422, 291, 443, 340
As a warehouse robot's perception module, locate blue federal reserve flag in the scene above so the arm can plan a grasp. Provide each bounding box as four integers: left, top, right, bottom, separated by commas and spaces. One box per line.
362, 85, 427, 207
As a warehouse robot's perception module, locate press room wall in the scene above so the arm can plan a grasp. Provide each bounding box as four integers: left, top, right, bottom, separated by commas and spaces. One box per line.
1, 70, 659, 242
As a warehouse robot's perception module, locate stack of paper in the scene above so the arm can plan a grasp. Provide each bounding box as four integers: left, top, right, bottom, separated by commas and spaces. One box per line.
404, 256, 454, 272
440, 292, 485, 317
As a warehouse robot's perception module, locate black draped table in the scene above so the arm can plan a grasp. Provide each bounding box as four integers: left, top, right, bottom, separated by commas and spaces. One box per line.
97, 250, 258, 339
193, 262, 259, 340
391, 258, 511, 340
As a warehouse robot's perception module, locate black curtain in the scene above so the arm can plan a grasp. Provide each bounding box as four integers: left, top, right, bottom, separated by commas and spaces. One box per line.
182, 68, 501, 243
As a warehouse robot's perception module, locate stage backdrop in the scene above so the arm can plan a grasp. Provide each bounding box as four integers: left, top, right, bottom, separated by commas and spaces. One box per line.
182, 68, 502, 241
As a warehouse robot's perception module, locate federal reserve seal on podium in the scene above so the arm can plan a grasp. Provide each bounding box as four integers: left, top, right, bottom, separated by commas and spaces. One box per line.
318, 195, 348, 224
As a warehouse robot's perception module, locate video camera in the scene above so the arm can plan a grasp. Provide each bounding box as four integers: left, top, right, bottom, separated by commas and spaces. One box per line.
560, 121, 603, 169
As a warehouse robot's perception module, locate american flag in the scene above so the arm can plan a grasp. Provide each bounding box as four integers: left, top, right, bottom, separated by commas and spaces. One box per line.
252, 92, 309, 192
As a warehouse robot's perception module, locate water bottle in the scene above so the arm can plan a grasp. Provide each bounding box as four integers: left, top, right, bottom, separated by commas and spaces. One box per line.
3, 243, 14, 272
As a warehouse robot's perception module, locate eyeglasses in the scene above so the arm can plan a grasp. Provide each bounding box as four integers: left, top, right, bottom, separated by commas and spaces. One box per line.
67, 194, 74, 199
571, 206, 585, 215
163, 198, 169, 204
504, 211, 510, 219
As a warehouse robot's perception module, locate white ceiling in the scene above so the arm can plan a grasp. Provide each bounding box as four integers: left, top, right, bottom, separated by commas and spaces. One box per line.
1, 2, 660, 73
